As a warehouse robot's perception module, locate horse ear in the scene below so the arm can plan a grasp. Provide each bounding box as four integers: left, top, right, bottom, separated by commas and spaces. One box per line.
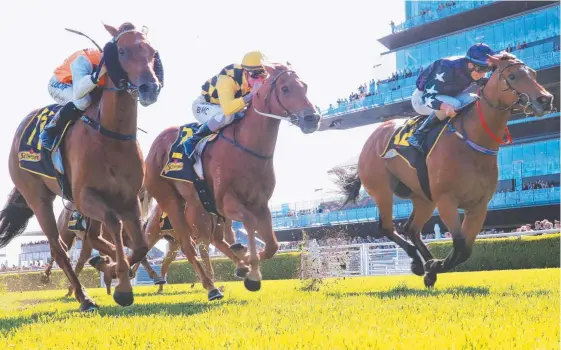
486, 54, 501, 67
141, 25, 149, 36
264, 64, 275, 77
103, 23, 119, 37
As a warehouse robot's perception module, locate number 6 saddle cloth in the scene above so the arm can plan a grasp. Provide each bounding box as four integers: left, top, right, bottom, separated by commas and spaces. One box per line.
380, 115, 448, 201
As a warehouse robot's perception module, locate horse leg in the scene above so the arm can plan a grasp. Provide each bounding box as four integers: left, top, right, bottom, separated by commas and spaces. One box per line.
367, 186, 424, 272
157, 239, 180, 293
77, 189, 134, 307
402, 196, 436, 275
28, 195, 96, 311
211, 217, 247, 278
424, 197, 479, 287
159, 191, 217, 296
85, 220, 118, 282
66, 236, 92, 297
41, 257, 55, 284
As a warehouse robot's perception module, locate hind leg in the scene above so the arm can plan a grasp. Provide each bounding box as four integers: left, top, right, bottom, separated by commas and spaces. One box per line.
158, 238, 180, 293
402, 195, 436, 275
25, 191, 96, 311
148, 181, 216, 294
363, 176, 424, 273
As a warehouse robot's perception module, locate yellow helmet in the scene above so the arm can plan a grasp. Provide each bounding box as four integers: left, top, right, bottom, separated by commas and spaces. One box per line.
241, 51, 266, 71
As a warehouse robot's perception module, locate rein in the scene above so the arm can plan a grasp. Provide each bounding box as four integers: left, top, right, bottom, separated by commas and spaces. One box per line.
65, 27, 156, 140
446, 61, 536, 155
218, 69, 314, 160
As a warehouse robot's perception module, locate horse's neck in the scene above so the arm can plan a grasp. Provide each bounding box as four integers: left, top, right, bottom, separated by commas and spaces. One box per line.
461, 94, 510, 152
97, 91, 138, 136
237, 108, 281, 159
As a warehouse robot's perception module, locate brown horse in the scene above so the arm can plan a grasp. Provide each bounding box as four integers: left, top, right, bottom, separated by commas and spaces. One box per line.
130, 202, 236, 293
144, 63, 320, 294
42, 203, 162, 297
0, 23, 162, 311
333, 54, 553, 287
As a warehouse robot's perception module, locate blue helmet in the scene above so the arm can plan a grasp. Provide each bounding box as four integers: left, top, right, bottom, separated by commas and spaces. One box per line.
466, 43, 495, 66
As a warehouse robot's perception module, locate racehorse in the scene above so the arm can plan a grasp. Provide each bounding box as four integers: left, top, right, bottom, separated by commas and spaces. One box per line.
130, 202, 236, 293
42, 203, 163, 297
144, 62, 320, 294
0, 23, 162, 311
333, 54, 553, 287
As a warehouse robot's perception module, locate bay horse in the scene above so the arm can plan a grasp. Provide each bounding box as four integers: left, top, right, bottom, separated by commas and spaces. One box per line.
144, 63, 320, 294
42, 203, 162, 297
333, 54, 553, 287
130, 202, 236, 293
0, 23, 162, 311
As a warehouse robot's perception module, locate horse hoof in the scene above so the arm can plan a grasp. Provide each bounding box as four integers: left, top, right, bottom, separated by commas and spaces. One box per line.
235, 266, 249, 278
153, 277, 166, 285
411, 261, 424, 276
208, 288, 224, 301
89, 256, 103, 267
80, 299, 99, 312
113, 291, 134, 307
244, 277, 261, 292
231, 243, 247, 254
40, 274, 50, 284
424, 272, 437, 288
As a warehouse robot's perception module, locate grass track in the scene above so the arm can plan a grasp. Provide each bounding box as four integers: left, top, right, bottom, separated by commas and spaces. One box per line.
0, 268, 558, 349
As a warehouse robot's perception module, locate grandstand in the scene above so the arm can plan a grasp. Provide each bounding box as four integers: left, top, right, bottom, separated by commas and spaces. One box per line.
264, 0, 560, 242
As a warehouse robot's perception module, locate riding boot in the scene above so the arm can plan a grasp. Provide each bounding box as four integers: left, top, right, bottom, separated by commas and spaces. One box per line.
40, 102, 82, 151
408, 113, 442, 153
184, 123, 213, 159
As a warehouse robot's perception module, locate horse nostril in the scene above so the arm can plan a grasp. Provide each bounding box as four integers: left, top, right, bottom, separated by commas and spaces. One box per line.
139, 84, 150, 94
537, 95, 553, 106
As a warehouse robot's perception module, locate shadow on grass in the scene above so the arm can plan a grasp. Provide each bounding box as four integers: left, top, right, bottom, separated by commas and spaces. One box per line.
0, 299, 246, 336
327, 285, 490, 299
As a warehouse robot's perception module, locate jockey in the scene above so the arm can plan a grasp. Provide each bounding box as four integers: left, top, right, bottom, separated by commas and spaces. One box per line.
408, 43, 497, 153
183, 50, 268, 158
40, 48, 107, 151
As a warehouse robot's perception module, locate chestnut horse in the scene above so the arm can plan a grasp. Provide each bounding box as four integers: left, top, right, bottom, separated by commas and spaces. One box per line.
130, 202, 236, 293
334, 54, 553, 287
42, 203, 162, 297
0, 23, 162, 311
144, 63, 320, 294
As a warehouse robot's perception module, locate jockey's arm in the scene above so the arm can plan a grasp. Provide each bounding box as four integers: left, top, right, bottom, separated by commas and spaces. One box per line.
421, 64, 455, 111
71, 55, 99, 101
216, 75, 246, 116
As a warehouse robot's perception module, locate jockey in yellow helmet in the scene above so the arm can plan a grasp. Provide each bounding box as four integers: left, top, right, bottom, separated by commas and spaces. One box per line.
184, 50, 268, 158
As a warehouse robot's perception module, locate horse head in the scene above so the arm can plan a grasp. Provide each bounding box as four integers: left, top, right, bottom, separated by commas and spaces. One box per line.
253, 63, 321, 134
102, 23, 163, 107
485, 53, 553, 117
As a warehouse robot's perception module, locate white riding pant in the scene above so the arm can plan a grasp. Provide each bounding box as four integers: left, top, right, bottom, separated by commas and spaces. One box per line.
411, 88, 477, 120
191, 95, 236, 132
48, 75, 92, 111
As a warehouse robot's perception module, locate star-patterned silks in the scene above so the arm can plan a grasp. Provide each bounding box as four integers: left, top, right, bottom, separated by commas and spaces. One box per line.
435, 72, 445, 82
425, 85, 438, 94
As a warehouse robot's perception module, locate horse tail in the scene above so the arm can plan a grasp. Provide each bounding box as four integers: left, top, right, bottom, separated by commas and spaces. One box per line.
331, 166, 362, 206
0, 188, 35, 248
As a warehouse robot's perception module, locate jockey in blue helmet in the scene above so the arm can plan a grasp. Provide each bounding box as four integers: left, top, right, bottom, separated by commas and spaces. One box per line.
408, 43, 497, 153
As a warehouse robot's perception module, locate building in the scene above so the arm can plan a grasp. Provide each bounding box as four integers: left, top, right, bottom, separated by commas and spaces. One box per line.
268, 0, 560, 240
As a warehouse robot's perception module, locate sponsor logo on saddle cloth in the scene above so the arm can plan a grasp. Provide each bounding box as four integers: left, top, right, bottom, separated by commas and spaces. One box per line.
381, 115, 448, 201
68, 210, 88, 233
18, 104, 63, 179
160, 122, 218, 182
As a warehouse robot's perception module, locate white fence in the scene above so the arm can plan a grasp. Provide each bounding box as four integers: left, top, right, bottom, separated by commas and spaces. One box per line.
102, 229, 558, 286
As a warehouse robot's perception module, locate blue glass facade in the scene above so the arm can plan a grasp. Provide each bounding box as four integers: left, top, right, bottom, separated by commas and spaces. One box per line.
324, 4, 560, 117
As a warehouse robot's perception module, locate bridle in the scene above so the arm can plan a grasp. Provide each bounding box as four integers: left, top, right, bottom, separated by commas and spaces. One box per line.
480, 61, 535, 116
252, 69, 316, 125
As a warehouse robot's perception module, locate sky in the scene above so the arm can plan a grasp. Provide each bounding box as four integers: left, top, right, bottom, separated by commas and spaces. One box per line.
0, 0, 404, 263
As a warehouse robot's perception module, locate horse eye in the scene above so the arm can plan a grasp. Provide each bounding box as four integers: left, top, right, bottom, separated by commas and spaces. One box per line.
119, 48, 125, 55
281, 86, 289, 94
508, 74, 516, 81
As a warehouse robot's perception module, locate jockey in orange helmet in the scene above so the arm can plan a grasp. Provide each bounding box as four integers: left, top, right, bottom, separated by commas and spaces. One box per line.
184, 50, 268, 158
40, 48, 108, 151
